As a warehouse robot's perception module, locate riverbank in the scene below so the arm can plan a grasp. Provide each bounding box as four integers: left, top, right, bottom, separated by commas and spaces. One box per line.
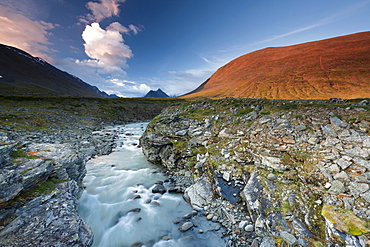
140, 98, 370, 246
0, 96, 180, 246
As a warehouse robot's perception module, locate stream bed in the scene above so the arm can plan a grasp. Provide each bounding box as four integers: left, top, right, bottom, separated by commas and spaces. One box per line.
78, 122, 228, 247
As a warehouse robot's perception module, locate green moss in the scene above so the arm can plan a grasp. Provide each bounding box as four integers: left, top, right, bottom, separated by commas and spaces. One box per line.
234, 108, 254, 116
260, 111, 271, 115
321, 205, 370, 236
11, 148, 37, 160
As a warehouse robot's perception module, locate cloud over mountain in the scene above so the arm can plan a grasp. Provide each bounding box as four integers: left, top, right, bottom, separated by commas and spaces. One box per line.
0, 5, 55, 62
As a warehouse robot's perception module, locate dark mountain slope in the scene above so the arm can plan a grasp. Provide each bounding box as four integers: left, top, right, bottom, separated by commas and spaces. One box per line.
0, 44, 108, 97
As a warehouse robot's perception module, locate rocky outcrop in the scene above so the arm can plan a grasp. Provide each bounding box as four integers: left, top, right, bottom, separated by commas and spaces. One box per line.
140, 98, 370, 246
0, 126, 119, 246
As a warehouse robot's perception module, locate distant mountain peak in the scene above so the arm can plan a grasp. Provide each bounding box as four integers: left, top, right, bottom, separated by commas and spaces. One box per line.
144, 88, 169, 98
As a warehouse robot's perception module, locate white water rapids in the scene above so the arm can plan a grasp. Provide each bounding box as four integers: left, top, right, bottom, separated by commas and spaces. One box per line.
78, 123, 228, 247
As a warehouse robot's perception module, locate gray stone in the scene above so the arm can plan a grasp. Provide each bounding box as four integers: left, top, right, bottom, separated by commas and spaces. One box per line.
333, 171, 350, 182
239, 220, 248, 229
361, 191, 370, 203
184, 177, 214, 210
336, 157, 351, 170
352, 157, 370, 170
259, 117, 271, 124
295, 124, 306, 131
244, 224, 254, 232
0, 181, 93, 247
178, 222, 193, 232
322, 125, 337, 137
267, 173, 277, 180
260, 237, 275, 247
330, 117, 348, 130
280, 231, 297, 245
344, 147, 368, 158
223, 171, 231, 181
328, 180, 345, 195
19, 159, 53, 190
0, 169, 23, 203
327, 164, 340, 174
350, 182, 369, 194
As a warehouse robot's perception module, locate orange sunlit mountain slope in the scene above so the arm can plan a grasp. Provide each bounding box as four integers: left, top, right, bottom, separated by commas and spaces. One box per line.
182, 31, 370, 99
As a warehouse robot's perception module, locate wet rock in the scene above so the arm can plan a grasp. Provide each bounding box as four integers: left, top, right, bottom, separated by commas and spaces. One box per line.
128, 208, 141, 213
152, 184, 166, 194
178, 222, 194, 232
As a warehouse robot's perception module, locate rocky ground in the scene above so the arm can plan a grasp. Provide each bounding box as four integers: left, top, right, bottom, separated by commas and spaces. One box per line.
140, 98, 370, 247
0, 96, 177, 246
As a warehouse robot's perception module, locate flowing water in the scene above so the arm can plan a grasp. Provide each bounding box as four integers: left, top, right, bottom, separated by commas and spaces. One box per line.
78, 123, 228, 247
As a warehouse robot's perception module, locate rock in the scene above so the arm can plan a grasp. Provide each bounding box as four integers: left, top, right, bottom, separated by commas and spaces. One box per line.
322, 125, 337, 137
280, 231, 297, 245
328, 180, 345, 195
282, 138, 295, 144
152, 184, 166, 194
336, 157, 351, 170
178, 222, 194, 232
333, 171, 350, 182
184, 177, 214, 209
128, 208, 141, 213
131, 194, 141, 199
260, 237, 275, 247
18, 159, 53, 190
223, 171, 231, 181
267, 173, 277, 180
295, 124, 306, 131
0, 181, 93, 247
330, 117, 348, 130
361, 190, 370, 203
162, 236, 171, 241
0, 169, 23, 203
245, 224, 254, 232
206, 214, 214, 220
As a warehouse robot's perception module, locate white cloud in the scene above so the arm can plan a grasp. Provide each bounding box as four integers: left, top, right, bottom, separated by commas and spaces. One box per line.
84, 0, 126, 22
56, 58, 153, 97
82, 22, 133, 68
107, 22, 142, 35
0, 5, 55, 62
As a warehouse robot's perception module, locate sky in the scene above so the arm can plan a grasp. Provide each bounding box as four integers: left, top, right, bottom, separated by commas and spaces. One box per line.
0, 0, 369, 97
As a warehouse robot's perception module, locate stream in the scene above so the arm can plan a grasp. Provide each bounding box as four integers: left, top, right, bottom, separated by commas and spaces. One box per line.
78, 122, 228, 247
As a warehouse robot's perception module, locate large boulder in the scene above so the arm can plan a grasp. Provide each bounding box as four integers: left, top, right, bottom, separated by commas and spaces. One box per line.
183, 177, 214, 210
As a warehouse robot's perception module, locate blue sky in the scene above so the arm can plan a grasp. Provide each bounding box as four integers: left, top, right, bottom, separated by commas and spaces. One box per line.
0, 0, 369, 97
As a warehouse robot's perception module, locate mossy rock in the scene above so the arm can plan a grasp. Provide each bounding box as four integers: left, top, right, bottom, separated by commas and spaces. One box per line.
321, 204, 370, 236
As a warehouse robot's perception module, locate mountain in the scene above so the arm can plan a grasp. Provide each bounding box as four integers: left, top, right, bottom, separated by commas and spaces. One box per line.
144, 88, 169, 98
182, 31, 370, 100
0, 44, 110, 97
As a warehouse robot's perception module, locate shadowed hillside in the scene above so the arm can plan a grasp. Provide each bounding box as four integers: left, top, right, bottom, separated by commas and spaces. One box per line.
183, 31, 370, 99
0, 44, 111, 97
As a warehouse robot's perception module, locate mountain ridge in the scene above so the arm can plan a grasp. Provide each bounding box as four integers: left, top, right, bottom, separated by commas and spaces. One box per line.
0, 44, 112, 98
144, 88, 169, 98
182, 31, 370, 99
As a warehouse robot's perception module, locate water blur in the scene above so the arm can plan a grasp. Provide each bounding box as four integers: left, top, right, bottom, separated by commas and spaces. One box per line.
79, 123, 227, 247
